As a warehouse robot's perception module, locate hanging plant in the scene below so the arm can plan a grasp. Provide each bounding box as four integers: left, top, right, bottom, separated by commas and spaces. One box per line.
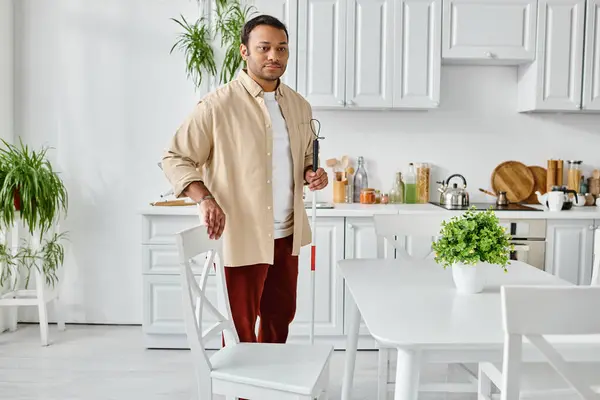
170, 14, 218, 91
170, 0, 256, 88
215, 1, 256, 84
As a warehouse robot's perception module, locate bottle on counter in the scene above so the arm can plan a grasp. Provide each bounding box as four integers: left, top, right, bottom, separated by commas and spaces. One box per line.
353, 156, 368, 203
389, 172, 405, 204
405, 163, 417, 204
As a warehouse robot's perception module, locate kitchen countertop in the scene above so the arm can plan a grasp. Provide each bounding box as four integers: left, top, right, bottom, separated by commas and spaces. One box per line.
140, 202, 600, 220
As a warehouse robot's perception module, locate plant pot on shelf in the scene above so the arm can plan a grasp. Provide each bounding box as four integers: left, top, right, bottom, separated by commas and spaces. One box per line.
452, 262, 486, 294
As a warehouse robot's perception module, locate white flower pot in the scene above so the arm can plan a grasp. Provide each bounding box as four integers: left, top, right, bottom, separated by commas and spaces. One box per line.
452, 262, 485, 294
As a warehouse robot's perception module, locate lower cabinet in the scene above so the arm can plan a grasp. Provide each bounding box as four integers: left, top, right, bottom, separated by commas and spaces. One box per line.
545, 219, 595, 285
141, 213, 598, 350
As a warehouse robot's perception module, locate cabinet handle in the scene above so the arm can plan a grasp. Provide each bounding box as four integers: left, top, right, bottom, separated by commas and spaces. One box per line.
433, 101, 440, 107
347, 223, 354, 229
338, 100, 345, 106
485, 51, 493, 58
590, 225, 596, 230
577, 104, 582, 109
347, 100, 355, 106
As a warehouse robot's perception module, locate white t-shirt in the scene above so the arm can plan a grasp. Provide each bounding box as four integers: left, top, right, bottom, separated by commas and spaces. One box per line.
264, 91, 294, 239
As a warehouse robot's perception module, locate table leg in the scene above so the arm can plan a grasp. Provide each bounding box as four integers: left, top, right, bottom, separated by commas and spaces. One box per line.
341, 291, 360, 400
394, 348, 421, 400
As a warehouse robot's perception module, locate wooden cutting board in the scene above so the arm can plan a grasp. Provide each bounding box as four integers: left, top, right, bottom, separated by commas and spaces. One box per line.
491, 161, 535, 203
524, 166, 547, 204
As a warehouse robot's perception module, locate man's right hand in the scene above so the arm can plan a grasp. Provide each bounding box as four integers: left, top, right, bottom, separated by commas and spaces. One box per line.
199, 199, 226, 240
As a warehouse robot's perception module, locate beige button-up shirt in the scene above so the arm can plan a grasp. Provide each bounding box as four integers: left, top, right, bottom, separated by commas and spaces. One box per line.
162, 70, 315, 267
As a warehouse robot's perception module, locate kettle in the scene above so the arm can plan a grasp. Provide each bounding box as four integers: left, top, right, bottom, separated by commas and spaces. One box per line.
437, 174, 469, 209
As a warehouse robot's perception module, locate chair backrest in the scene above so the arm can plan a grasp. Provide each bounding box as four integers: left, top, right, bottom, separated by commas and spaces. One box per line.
175, 225, 239, 375
373, 214, 445, 259
501, 285, 600, 400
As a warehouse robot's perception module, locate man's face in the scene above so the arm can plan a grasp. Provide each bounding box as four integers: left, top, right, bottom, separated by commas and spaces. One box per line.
241, 24, 289, 82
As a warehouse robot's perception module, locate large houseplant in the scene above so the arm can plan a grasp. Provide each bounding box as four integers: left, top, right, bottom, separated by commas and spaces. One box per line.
431, 207, 514, 294
0, 138, 68, 288
170, 0, 256, 90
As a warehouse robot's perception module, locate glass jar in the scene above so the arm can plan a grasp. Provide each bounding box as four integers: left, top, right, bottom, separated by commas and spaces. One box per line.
360, 188, 376, 204
416, 163, 430, 204
381, 193, 389, 204
567, 160, 582, 193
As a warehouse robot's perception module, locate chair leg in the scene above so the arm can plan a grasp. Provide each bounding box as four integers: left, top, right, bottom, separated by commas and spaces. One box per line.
478, 364, 492, 400
55, 296, 66, 331
377, 347, 390, 400
8, 306, 18, 332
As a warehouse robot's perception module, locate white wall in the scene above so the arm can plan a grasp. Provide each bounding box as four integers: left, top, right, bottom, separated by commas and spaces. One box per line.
0, 0, 13, 332
14, 0, 600, 324
0, 0, 13, 143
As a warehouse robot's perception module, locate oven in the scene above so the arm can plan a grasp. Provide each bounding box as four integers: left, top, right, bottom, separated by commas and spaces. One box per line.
498, 219, 546, 271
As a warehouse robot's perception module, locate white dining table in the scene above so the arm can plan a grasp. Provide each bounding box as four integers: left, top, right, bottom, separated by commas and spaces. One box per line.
339, 258, 600, 400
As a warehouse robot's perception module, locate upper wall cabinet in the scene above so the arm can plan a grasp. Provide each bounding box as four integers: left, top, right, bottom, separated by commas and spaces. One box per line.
517, 0, 600, 112
442, 0, 537, 64
583, 0, 600, 110
296, 0, 441, 109
248, 0, 298, 90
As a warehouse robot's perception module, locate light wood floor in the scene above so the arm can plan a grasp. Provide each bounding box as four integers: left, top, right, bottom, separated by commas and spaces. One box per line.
0, 324, 477, 399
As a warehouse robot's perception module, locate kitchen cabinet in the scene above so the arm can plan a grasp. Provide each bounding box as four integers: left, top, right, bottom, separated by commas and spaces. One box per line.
291, 217, 345, 337
583, 0, 600, 110
516, 0, 600, 112
296, 0, 441, 109
442, 0, 537, 64
344, 217, 394, 335
248, 0, 298, 90
140, 213, 346, 348
545, 219, 595, 285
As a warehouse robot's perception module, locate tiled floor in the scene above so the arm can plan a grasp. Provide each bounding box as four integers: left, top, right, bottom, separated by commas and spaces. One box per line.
0, 324, 477, 399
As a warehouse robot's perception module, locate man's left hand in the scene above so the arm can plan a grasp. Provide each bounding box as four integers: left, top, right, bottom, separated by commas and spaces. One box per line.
305, 167, 329, 191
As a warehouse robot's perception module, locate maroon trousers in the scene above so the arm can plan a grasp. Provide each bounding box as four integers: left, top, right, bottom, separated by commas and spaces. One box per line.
224, 234, 299, 344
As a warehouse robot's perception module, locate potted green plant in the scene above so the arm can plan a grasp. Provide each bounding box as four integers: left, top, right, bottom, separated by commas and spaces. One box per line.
431, 207, 514, 294
0, 138, 68, 288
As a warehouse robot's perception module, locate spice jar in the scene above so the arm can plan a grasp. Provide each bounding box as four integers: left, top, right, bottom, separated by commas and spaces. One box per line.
381, 193, 389, 204
360, 188, 376, 204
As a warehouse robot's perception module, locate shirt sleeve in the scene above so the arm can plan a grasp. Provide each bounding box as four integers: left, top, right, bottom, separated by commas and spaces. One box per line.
161, 101, 213, 198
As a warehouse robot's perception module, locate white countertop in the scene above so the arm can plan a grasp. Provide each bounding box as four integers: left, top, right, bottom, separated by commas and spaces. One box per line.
140, 202, 600, 220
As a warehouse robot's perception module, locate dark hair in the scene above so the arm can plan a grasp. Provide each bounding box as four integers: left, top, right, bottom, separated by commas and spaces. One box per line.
241, 14, 289, 47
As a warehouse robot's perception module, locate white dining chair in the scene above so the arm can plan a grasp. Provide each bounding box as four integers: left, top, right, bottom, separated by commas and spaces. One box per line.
175, 225, 333, 400
478, 285, 600, 400
373, 214, 469, 399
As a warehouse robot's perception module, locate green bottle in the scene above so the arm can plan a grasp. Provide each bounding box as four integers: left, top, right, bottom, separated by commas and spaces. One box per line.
405, 163, 417, 204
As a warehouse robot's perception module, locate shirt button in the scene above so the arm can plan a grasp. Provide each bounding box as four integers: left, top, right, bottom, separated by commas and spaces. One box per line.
267, 180, 271, 184
267, 206, 272, 210
268, 233, 272, 237
267, 152, 271, 156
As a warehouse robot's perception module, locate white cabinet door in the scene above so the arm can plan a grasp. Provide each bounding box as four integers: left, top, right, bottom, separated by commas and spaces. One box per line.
442, 0, 536, 62
250, 0, 298, 90
344, 217, 394, 335
345, 0, 394, 108
393, 0, 441, 108
518, 0, 586, 112
290, 217, 345, 336
297, 0, 347, 107
583, 0, 600, 111
545, 220, 594, 285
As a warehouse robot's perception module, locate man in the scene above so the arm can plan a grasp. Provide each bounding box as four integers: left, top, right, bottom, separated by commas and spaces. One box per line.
162, 14, 328, 345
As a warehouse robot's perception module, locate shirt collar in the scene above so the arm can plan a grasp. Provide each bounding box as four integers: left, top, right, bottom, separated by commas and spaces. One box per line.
237, 69, 284, 98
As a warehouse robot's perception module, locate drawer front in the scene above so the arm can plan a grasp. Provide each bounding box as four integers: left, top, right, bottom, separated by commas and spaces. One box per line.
142, 215, 201, 244
142, 274, 220, 341
142, 245, 214, 275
